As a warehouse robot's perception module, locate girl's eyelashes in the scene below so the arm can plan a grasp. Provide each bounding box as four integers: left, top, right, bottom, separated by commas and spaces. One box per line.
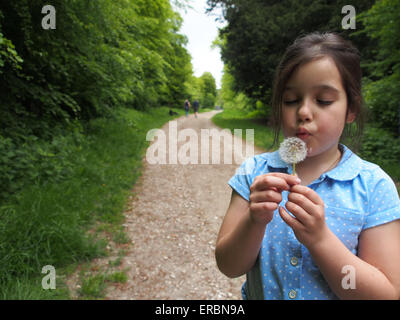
317, 99, 333, 106
283, 99, 300, 105
283, 99, 333, 106
283, 100, 299, 105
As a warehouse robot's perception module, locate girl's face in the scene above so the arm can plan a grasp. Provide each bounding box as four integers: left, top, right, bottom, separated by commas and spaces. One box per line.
281, 56, 355, 158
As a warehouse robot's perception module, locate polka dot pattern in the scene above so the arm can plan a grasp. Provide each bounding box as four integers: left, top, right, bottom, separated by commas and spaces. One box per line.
228, 144, 400, 300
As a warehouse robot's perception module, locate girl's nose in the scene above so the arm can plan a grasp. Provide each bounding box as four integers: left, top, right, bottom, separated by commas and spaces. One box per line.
297, 100, 313, 122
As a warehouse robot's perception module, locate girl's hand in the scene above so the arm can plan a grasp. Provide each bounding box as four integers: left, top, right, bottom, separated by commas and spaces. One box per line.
249, 173, 301, 225
279, 184, 330, 248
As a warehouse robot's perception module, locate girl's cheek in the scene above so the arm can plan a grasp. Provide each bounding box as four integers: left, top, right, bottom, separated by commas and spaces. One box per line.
281, 109, 296, 132
317, 117, 344, 141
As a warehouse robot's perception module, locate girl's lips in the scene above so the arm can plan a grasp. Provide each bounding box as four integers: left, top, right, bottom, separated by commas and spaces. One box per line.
296, 132, 310, 140
295, 127, 310, 140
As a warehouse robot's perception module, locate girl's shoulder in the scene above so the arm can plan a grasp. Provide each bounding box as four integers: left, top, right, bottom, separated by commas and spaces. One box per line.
340, 145, 396, 187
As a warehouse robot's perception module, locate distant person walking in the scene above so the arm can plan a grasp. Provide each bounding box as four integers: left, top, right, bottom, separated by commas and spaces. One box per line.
193, 100, 199, 118
184, 99, 191, 118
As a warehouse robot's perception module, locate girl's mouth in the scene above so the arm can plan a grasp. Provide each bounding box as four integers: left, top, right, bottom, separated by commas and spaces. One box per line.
296, 132, 310, 140
296, 128, 310, 140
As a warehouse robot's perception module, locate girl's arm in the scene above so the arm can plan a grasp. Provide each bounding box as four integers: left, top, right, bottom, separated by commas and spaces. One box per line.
279, 184, 400, 299
215, 191, 267, 278
216, 173, 301, 278
308, 220, 400, 300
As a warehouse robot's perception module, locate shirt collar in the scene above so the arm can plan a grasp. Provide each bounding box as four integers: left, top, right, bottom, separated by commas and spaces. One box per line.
268, 144, 362, 181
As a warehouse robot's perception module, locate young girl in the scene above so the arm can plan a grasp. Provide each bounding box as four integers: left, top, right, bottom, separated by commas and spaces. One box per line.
216, 32, 400, 300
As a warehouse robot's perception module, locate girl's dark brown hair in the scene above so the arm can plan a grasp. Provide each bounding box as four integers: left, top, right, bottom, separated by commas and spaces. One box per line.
271, 31, 367, 152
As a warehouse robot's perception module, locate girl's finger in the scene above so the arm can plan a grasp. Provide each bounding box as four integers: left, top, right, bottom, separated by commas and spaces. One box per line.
251, 173, 301, 193
287, 191, 317, 217
278, 206, 303, 230
290, 184, 324, 206
250, 189, 282, 204
250, 201, 279, 213
267, 172, 302, 186
251, 175, 290, 192
285, 200, 310, 226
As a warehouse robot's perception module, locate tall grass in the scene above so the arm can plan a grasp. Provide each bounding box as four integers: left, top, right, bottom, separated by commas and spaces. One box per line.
0, 106, 184, 299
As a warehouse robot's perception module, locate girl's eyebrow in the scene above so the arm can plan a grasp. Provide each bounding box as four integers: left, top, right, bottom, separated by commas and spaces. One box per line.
313, 84, 340, 93
284, 84, 340, 93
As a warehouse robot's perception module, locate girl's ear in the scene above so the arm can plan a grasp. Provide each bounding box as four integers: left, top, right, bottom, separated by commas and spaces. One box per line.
346, 110, 356, 124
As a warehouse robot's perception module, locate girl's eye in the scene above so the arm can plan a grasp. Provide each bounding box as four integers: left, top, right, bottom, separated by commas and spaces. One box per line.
283, 100, 299, 105
283, 99, 333, 106
317, 100, 333, 106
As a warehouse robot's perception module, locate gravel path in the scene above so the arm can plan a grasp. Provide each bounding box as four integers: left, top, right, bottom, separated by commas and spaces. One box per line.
103, 110, 266, 300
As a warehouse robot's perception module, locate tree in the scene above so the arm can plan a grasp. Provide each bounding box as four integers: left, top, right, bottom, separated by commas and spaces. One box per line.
159, 11, 193, 108
199, 72, 217, 107
206, 0, 376, 105
219, 65, 237, 109
0, 0, 194, 139
358, 0, 400, 135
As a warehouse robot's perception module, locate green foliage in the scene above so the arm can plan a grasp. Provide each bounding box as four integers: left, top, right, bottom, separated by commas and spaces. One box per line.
78, 270, 128, 299
187, 72, 218, 108
0, 0, 197, 201
199, 72, 217, 107
0, 32, 23, 73
357, 0, 400, 134
363, 73, 400, 133
218, 65, 236, 108
359, 125, 400, 181
0, 0, 193, 138
358, 0, 400, 76
211, 0, 400, 181
0, 0, 200, 299
220, 65, 253, 111
219, 64, 269, 120
0, 124, 86, 202
360, 126, 400, 163
0, 275, 70, 299
0, 106, 181, 298
207, 0, 375, 104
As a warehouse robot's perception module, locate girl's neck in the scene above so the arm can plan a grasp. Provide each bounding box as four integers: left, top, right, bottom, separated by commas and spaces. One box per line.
294, 144, 342, 185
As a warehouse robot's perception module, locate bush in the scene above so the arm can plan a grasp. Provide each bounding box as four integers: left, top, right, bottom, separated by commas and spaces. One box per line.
0, 122, 87, 202
359, 126, 400, 180
363, 74, 400, 135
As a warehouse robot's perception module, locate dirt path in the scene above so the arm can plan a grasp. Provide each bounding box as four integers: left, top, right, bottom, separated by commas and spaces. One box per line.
104, 110, 266, 299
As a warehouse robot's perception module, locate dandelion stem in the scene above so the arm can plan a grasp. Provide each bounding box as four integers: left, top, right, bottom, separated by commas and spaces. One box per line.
293, 163, 295, 176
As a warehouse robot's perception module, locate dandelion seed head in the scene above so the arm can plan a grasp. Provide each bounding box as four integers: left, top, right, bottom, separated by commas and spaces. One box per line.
279, 137, 307, 164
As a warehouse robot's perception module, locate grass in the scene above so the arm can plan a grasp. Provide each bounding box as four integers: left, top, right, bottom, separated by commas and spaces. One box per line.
0, 105, 186, 299
78, 268, 128, 300
0, 274, 70, 300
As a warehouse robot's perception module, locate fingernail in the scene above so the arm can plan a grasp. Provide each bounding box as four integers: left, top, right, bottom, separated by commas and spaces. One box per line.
295, 177, 301, 183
